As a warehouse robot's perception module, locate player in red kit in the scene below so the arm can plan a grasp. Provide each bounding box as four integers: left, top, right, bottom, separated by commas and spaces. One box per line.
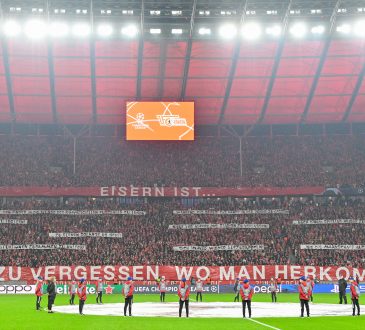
158, 276, 167, 302
349, 277, 360, 316
77, 278, 87, 315
35, 276, 43, 311
178, 278, 190, 317
123, 276, 134, 316
299, 276, 311, 317
240, 279, 254, 318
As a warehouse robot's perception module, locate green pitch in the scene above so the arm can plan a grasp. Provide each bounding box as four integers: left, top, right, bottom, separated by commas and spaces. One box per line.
0, 293, 364, 330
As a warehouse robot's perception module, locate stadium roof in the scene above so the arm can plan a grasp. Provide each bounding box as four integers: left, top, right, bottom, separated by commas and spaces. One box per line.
0, 0, 365, 126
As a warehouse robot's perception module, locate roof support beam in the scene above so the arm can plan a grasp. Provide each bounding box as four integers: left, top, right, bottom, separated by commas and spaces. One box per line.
90, 0, 97, 125
158, 39, 167, 99
180, 0, 197, 100
300, 0, 341, 123
136, 0, 145, 100
46, 1, 58, 123
342, 62, 365, 122
256, 0, 292, 125
0, 0, 15, 122
218, 0, 248, 125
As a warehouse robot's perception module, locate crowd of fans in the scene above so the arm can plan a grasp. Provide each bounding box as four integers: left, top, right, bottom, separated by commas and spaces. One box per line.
1, 197, 364, 268
1, 135, 365, 187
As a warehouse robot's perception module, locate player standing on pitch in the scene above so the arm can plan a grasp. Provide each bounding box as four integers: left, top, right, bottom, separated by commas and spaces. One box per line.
338, 275, 348, 304
35, 276, 43, 311
178, 278, 190, 317
269, 277, 277, 303
46, 276, 57, 314
234, 278, 240, 302
158, 276, 167, 302
78, 278, 87, 315
69, 279, 77, 305
240, 279, 254, 318
196, 278, 203, 302
349, 277, 361, 316
123, 276, 134, 316
96, 278, 103, 304
307, 276, 315, 302
299, 276, 311, 317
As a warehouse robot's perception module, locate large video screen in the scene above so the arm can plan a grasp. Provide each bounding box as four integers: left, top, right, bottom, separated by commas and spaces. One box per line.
126, 102, 194, 141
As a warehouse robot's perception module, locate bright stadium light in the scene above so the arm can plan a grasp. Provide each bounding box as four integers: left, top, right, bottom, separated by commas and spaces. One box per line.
198, 27, 211, 35
72, 22, 91, 37
311, 25, 325, 34
289, 22, 307, 38
336, 23, 351, 34
265, 24, 282, 37
219, 24, 237, 39
2, 20, 21, 37
354, 20, 365, 37
24, 19, 47, 39
49, 22, 69, 37
171, 28, 183, 35
97, 24, 113, 37
241, 22, 262, 40
121, 25, 138, 37
150, 28, 161, 34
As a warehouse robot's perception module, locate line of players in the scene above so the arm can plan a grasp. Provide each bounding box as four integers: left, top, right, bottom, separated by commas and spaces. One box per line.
34, 275, 361, 318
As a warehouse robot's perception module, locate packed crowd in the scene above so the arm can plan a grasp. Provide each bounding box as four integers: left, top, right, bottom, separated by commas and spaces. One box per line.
1, 135, 365, 187
1, 198, 364, 268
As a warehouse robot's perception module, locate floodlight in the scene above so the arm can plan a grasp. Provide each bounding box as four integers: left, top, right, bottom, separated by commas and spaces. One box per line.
121, 25, 138, 37
72, 23, 91, 37
49, 22, 69, 38
2, 20, 21, 37
150, 28, 161, 34
24, 20, 47, 39
171, 28, 183, 35
311, 25, 325, 34
354, 20, 365, 37
97, 24, 113, 37
336, 23, 351, 34
289, 23, 307, 38
265, 25, 282, 37
219, 24, 237, 39
241, 22, 262, 40
198, 27, 211, 35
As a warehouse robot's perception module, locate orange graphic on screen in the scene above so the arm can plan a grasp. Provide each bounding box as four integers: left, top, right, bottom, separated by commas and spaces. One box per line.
126, 102, 194, 140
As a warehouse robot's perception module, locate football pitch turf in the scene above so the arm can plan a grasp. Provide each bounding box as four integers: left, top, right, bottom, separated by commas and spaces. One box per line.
1, 293, 364, 330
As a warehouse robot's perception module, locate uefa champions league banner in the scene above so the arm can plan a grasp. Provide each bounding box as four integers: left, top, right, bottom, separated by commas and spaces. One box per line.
0, 185, 324, 197
1, 265, 365, 283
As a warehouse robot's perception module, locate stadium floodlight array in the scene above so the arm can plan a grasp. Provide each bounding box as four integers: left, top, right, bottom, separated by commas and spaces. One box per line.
1, 19, 365, 40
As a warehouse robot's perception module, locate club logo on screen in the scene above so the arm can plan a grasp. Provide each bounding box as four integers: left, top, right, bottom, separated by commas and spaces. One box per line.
126, 102, 194, 140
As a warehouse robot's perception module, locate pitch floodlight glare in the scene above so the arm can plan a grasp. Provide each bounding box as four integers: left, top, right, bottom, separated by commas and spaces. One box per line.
121, 25, 138, 37
72, 23, 91, 37
219, 24, 237, 39
311, 25, 325, 34
241, 22, 262, 40
289, 23, 307, 38
336, 23, 351, 34
24, 20, 47, 39
49, 22, 69, 37
198, 27, 211, 35
354, 21, 365, 37
2, 20, 21, 37
265, 25, 282, 37
150, 28, 161, 34
97, 24, 113, 37
171, 28, 183, 35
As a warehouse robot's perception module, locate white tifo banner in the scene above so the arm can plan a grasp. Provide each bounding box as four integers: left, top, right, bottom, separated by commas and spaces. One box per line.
293, 219, 365, 225
49, 232, 122, 238
0, 244, 86, 250
0, 219, 28, 224
300, 244, 365, 250
173, 245, 265, 251
0, 285, 35, 295
168, 223, 269, 229
0, 210, 146, 215
173, 209, 289, 215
